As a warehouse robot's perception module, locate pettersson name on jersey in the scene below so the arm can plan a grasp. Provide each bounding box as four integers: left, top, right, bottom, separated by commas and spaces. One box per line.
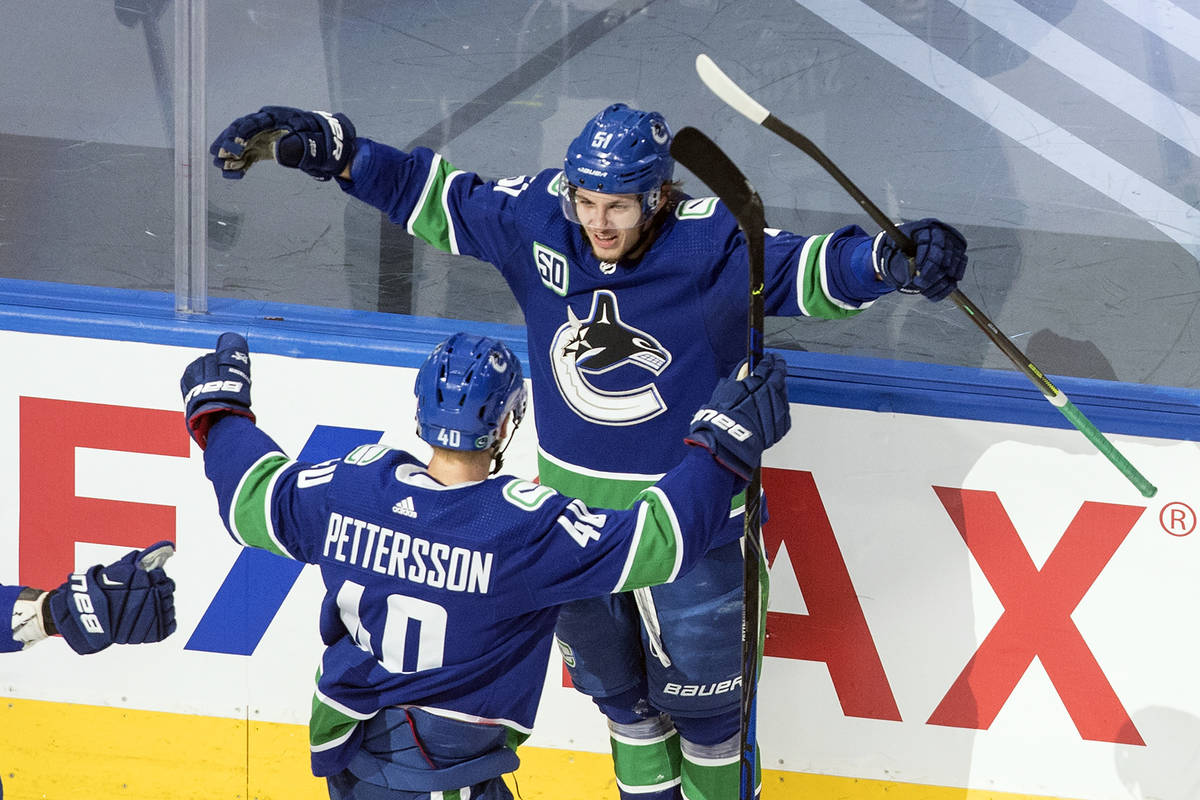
322, 512, 494, 594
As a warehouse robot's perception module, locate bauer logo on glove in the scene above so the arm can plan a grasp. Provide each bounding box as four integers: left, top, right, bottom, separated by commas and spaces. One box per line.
183, 378, 246, 404
180, 332, 256, 449
684, 352, 791, 481
63, 574, 104, 634
689, 408, 753, 442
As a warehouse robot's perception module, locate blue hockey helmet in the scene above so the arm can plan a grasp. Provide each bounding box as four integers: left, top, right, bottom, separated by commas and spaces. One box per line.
414, 333, 527, 452
561, 103, 673, 226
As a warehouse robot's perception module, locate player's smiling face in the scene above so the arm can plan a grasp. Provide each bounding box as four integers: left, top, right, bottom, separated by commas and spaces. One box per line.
573, 187, 647, 262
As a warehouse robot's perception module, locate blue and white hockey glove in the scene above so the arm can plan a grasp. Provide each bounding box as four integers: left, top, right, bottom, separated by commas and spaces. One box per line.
46, 541, 177, 655
872, 218, 968, 301
180, 332, 255, 450
685, 352, 792, 481
209, 105, 356, 181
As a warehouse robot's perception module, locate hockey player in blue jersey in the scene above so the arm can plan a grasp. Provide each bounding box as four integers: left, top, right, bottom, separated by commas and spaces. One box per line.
1, 542, 176, 655
182, 330, 790, 800
209, 103, 968, 799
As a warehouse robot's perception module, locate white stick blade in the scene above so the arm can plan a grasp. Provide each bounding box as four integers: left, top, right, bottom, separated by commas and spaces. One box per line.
695, 54, 770, 124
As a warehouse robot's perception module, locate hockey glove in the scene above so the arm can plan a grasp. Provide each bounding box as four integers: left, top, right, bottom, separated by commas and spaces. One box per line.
685, 352, 792, 481
872, 218, 968, 301
181, 332, 255, 450
209, 105, 356, 181
46, 541, 177, 655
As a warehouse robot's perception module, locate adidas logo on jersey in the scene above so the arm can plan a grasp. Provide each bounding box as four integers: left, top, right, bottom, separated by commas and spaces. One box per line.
392, 497, 418, 518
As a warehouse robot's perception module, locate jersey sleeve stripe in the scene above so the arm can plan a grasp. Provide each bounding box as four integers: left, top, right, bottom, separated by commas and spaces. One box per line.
407, 155, 465, 255
615, 486, 685, 592
796, 233, 871, 318
229, 451, 297, 559
613, 502, 647, 592
442, 169, 466, 255
795, 235, 818, 317
406, 152, 443, 237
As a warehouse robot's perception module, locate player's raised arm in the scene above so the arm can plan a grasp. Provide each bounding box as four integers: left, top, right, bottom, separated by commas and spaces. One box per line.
615, 351, 791, 590
180, 333, 331, 563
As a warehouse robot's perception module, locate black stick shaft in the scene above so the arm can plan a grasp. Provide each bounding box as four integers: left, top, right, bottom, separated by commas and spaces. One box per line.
669, 126, 766, 800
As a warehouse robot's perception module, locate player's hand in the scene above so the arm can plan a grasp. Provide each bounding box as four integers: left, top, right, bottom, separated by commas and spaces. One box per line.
181, 332, 254, 449
872, 218, 968, 301
47, 541, 177, 655
685, 352, 792, 480
209, 106, 356, 181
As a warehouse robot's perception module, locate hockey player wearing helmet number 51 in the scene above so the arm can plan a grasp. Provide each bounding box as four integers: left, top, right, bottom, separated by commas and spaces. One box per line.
181, 331, 790, 800
209, 104, 968, 799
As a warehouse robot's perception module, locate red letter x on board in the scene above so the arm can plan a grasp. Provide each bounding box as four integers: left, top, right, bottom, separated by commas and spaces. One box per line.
929, 487, 1145, 745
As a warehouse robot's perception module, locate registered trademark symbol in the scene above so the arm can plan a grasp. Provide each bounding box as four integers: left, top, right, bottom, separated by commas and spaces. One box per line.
1160, 501, 1197, 536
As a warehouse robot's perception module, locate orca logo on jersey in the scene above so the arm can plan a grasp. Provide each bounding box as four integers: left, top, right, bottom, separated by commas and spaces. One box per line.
550, 290, 672, 426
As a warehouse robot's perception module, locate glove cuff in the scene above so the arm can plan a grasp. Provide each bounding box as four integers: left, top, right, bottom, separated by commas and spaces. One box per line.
684, 436, 753, 482
47, 570, 111, 655
188, 406, 256, 450
872, 231, 922, 295
11, 589, 52, 646
871, 231, 902, 290
870, 231, 887, 282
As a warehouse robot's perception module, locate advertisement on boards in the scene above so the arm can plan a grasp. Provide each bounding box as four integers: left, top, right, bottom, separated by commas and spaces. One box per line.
0, 328, 1195, 800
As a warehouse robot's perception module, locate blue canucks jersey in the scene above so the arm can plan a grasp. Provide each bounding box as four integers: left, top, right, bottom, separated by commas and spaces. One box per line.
201, 415, 740, 775
342, 140, 886, 506
1, 584, 22, 652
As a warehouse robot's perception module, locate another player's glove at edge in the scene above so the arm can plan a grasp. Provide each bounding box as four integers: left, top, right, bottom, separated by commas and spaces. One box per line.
181, 332, 255, 450
209, 105, 356, 181
872, 218, 968, 301
684, 352, 792, 481
45, 541, 177, 655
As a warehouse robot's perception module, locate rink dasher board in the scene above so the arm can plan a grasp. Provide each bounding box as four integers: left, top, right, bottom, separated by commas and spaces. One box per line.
0, 280, 1196, 799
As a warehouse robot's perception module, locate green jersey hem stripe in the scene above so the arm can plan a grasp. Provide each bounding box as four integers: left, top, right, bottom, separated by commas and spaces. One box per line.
537, 451, 654, 509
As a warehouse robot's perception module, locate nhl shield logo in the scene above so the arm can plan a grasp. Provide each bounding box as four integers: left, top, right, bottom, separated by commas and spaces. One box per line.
550, 290, 672, 425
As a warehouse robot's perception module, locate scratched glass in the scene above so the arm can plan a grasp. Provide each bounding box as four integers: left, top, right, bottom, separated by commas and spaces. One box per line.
0, 0, 1195, 387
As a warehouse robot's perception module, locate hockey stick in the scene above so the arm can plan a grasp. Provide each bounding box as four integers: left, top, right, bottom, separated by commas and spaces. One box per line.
695, 53, 1157, 499
670, 125, 765, 800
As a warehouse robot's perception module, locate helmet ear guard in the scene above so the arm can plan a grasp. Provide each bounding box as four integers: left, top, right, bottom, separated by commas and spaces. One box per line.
414, 333, 527, 454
